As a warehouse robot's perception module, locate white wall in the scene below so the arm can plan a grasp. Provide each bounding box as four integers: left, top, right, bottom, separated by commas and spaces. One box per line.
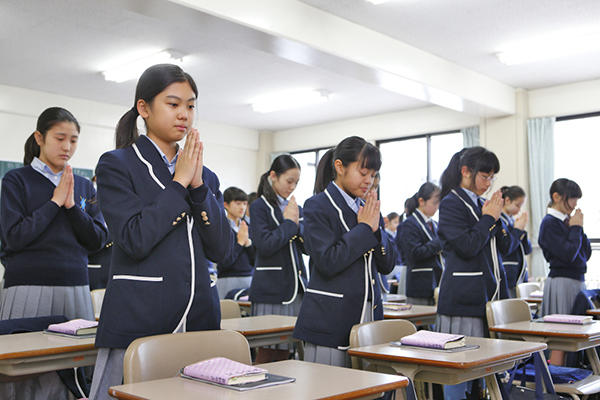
529, 78, 600, 118
273, 106, 479, 152
0, 84, 260, 193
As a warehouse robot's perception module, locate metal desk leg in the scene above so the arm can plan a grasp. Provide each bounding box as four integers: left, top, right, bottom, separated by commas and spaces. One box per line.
586, 347, 600, 375
484, 374, 503, 400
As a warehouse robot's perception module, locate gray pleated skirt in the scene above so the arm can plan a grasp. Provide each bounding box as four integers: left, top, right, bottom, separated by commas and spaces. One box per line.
304, 301, 375, 368
88, 348, 126, 400
436, 314, 485, 337
252, 293, 303, 351
216, 276, 252, 300
407, 297, 435, 306
0, 284, 94, 320
0, 285, 93, 400
541, 277, 585, 316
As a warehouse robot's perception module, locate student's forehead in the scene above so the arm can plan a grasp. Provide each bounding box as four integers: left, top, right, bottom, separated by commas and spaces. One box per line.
49, 122, 79, 135
161, 82, 196, 100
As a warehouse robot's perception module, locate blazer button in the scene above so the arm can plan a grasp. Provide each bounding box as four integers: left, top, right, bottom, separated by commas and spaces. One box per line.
172, 221, 177, 226
181, 212, 186, 217
201, 211, 208, 217
204, 221, 211, 226
176, 216, 182, 221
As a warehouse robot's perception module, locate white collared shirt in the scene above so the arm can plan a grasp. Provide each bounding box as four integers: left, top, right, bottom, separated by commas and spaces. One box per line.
145, 135, 178, 175
415, 209, 432, 223
462, 187, 483, 207
332, 181, 362, 214
547, 207, 568, 222
31, 157, 63, 186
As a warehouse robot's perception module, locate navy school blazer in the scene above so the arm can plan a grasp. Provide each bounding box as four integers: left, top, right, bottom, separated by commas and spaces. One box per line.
499, 212, 532, 291
248, 196, 308, 304
293, 182, 397, 349
397, 212, 444, 299
94, 135, 234, 349
437, 188, 515, 318
216, 216, 255, 278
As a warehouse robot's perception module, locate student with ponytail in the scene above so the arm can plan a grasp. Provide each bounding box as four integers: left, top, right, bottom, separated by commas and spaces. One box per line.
436, 146, 516, 400
499, 185, 532, 298
0, 107, 108, 400
397, 182, 443, 305
249, 154, 307, 362
294, 136, 397, 367
89, 64, 234, 400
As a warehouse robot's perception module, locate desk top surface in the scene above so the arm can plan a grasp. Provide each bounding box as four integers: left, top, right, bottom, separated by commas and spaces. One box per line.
0, 331, 95, 361
489, 320, 600, 338
108, 359, 408, 400
384, 305, 437, 319
220, 315, 297, 336
348, 336, 546, 369
587, 309, 600, 316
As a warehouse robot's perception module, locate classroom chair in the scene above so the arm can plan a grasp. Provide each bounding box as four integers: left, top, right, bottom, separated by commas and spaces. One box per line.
90, 289, 105, 321
123, 330, 252, 384
486, 299, 600, 399
433, 287, 439, 306
220, 299, 242, 319
516, 282, 542, 299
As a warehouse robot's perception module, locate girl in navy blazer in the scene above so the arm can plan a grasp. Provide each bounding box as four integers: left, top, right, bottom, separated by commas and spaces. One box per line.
499, 185, 532, 298
397, 182, 443, 305
89, 64, 234, 400
0, 107, 108, 400
540, 178, 591, 315
436, 147, 515, 400
216, 187, 255, 299
294, 136, 397, 367
249, 154, 307, 362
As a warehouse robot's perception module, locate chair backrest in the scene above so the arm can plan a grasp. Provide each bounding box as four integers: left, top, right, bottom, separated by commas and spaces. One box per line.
90, 289, 105, 320
349, 319, 417, 370
486, 299, 531, 339
220, 299, 241, 319
516, 282, 541, 298
433, 287, 440, 305
123, 329, 251, 384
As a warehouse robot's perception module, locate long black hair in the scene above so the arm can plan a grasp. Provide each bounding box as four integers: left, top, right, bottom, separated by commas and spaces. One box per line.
314, 136, 382, 194
223, 187, 248, 203
500, 185, 526, 201
257, 154, 301, 208
548, 178, 582, 208
24, 107, 80, 165
115, 64, 198, 149
405, 182, 441, 216
439, 146, 500, 198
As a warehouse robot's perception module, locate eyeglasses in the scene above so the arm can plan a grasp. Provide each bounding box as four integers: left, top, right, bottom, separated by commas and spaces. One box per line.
477, 173, 497, 183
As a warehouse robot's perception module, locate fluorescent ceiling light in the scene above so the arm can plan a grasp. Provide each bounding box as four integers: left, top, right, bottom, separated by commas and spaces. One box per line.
102, 49, 185, 83
496, 29, 600, 66
250, 88, 330, 113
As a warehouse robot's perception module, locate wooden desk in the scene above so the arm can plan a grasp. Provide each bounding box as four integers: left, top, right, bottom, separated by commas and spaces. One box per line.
384, 305, 437, 327
489, 320, 600, 373
587, 309, 600, 317
348, 336, 546, 400
220, 315, 297, 349
0, 331, 97, 377
109, 359, 410, 400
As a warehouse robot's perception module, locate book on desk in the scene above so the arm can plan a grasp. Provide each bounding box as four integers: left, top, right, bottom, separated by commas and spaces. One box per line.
44, 319, 98, 338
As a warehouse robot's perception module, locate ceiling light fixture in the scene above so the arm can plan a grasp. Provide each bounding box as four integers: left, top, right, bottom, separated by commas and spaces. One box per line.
250, 88, 330, 113
101, 49, 185, 83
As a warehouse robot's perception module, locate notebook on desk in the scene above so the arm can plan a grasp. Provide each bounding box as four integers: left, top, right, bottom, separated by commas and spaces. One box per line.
180, 357, 295, 391
397, 330, 465, 349
44, 319, 98, 338
541, 314, 594, 325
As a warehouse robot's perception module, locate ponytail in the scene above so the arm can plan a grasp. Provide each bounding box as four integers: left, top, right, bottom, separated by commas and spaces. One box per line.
314, 149, 335, 194
115, 64, 198, 149
440, 146, 499, 198
23, 133, 40, 165
314, 136, 381, 194
405, 182, 441, 216
257, 154, 301, 208
115, 107, 139, 149
500, 185, 526, 201
24, 107, 80, 165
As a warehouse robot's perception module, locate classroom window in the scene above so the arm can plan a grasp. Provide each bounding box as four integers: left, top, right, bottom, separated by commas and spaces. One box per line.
289, 148, 330, 207
377, 131, 462, 216
554, 113, 600, 287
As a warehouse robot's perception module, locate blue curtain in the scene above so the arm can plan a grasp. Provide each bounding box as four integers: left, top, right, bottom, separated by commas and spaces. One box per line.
461, 126, 480, 148
527, 117, 555, 278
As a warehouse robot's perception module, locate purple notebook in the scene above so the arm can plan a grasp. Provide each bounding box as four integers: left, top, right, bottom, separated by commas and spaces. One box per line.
47, 319, 98, 336
542, 314, 593, 325
400, 330, 465, 349
183, 357, 267, 386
